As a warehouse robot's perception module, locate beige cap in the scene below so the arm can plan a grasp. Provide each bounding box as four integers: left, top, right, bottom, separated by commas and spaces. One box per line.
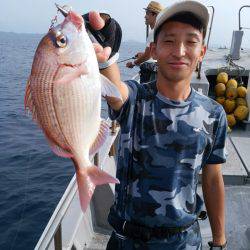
144, 1, 164, 14
154, 0, 209, 38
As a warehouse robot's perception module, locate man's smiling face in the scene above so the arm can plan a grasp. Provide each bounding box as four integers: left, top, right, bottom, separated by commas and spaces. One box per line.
151, 21, 206, 83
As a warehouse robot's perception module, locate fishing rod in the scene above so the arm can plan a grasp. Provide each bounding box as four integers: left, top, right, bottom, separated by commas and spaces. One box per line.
117, 56, 136, 64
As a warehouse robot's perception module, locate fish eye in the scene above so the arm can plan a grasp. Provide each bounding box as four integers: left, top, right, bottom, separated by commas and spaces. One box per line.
56, 34, 67, 48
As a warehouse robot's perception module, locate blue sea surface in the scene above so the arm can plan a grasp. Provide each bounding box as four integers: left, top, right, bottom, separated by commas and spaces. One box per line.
0, 31, 143, 250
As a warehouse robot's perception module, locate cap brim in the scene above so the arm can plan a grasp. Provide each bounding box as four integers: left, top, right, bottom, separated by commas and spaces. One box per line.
154, 1, 209, 38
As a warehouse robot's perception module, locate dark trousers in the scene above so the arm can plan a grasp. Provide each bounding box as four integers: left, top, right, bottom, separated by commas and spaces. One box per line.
106, 221, 202, 250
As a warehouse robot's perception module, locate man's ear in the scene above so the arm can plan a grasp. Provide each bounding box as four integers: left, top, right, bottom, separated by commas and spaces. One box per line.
150, 42, 157, 60
199, 45, 207, 62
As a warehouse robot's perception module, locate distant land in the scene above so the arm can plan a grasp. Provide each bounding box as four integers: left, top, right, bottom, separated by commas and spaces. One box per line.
0, 31, 144, 45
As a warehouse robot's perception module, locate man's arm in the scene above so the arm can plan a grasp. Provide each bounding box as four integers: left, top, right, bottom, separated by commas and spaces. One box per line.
202, 164, 226, 246
126, 46, 151, 68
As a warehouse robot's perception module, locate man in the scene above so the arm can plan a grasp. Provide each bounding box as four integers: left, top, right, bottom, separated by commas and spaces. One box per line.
88, 1, 228, 249
126, 1, 164, 83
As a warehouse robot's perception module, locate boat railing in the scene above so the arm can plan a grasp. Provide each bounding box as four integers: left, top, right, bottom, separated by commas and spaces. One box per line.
239, 5, 250, 30
35, 120, 119, 250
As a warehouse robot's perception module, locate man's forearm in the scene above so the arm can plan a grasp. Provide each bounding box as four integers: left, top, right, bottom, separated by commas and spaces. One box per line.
134, 53, 150, 65
202, 165, 226, 245
134, 47, 151, 65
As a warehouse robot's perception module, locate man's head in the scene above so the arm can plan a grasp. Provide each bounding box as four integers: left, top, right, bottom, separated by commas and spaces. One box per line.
151, 1, 209, 83
144, 1, 164, 28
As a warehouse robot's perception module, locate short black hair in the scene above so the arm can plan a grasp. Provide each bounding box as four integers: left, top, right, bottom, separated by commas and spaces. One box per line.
154, 12, 206, 42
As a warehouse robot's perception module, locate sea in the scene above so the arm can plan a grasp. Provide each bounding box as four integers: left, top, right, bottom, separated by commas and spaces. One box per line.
0, 31, 143, 250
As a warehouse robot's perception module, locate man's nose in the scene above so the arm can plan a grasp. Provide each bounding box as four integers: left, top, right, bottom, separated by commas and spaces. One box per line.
172, 42, 186, 58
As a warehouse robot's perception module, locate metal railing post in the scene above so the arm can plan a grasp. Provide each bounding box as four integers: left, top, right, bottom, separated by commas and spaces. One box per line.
94, 153, 99, 167
54, 224, 62, 250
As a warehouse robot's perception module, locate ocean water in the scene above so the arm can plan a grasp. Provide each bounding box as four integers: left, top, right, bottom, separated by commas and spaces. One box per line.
0, 31, 143, 250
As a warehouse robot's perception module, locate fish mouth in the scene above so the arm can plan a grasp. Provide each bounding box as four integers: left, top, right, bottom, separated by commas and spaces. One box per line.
53, 61, 88, 84
60, 61, 88, 74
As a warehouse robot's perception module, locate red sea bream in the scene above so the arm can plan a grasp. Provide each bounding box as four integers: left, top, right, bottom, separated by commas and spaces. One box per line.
24, 11, 120, 212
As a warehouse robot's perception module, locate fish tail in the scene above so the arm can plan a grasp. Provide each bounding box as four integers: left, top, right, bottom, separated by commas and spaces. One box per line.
75, 166, 119, 212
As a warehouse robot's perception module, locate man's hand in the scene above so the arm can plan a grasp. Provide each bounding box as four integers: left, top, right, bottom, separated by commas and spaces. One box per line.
88, 11, 111, 63
126, 61, 135, 68
88, 11, 128, 111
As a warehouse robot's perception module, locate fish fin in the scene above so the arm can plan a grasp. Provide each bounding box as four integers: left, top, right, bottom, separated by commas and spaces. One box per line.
50, 144, 73, 158
100, 74, 123, 102
53, 64, 88, 84
76, 166, 119, 212
89, 119, 110, 156
24, 77, 39, 121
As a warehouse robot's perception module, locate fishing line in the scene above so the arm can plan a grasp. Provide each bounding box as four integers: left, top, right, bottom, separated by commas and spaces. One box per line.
117, 56, 136, 64
10, 151, 32, 250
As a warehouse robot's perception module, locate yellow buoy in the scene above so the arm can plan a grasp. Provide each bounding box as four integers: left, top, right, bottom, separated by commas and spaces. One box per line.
227, 114, 237, 127
236, 98, 247, 107
237, 86, 247, 98
216, 72, 228, 84
226, 78, 238, 89
216, 97, 226, 105
234, 106, 249, 121
226, 87, 238, 100
215, 83, 226, 97
224, 99, 236, 113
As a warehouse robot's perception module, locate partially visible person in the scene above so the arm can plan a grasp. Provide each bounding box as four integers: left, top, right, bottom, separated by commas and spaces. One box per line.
126, 1, 164, 83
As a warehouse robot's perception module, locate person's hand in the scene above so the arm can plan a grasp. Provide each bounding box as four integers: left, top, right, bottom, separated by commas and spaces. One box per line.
88, 11, 112, 63
135, 52, 143, 58
126, 61, 135, 68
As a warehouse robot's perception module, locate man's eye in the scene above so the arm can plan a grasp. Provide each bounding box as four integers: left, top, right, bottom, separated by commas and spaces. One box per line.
188, 41, 198, 44
164, 40, 173, 43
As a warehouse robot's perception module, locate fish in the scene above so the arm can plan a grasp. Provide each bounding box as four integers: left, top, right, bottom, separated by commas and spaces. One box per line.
24, 10, 121, 212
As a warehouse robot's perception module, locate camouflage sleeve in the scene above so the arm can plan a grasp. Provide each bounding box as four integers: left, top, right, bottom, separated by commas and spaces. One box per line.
205, 109, 228, 164
108, 80, 138, 124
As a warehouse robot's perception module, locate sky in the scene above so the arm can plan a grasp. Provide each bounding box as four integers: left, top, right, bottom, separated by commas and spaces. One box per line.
1, 0, 250, 48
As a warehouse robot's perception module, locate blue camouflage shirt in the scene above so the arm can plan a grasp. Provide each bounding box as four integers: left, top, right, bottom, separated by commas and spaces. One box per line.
108, 80, 227, 228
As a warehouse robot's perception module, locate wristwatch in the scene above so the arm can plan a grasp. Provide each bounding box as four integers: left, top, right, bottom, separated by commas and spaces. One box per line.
208, 241, 227, 250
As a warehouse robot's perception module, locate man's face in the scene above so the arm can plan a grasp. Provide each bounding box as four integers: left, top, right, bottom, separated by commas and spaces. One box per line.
151, 21, 206, 83
144, 10, 157, 26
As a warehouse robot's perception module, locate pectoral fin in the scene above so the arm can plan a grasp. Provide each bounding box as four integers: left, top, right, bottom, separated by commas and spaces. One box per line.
24, 77, 38, 122
100, 74, 123, 102
89, 119, 110, 156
